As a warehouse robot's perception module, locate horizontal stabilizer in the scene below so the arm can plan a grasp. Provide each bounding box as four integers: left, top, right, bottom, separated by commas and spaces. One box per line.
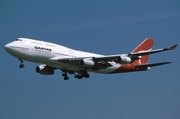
130, 44, 178, 57
135, 62, 171, 68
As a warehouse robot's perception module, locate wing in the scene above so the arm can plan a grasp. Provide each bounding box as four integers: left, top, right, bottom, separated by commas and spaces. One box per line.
50, 56, 114, 68
49, 44, 177, 68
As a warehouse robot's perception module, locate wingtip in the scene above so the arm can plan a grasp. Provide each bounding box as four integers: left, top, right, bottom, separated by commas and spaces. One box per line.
170, 44, 178, 50
166, 62, 172, 64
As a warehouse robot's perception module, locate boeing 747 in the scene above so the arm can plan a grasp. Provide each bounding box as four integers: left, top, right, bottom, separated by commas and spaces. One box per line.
4, 38, 177, 80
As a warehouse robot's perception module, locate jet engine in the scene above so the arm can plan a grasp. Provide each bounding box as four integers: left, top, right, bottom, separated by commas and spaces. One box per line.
35, 65, 54, 75
79, 58, 95, 68
116, 56, 132, 64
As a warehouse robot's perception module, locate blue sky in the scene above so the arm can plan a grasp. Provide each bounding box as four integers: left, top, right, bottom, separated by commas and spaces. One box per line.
1, 0, 180, 119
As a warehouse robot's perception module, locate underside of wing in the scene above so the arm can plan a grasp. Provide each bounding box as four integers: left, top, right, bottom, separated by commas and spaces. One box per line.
50, 56, 114, 69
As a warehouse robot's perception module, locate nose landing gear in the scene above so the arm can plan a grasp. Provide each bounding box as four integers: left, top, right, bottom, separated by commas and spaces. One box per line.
19, 59, 25, 68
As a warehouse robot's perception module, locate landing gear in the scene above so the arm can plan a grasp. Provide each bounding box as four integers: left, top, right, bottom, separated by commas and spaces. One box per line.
84, 73, 90, 78
19, 64, 25, 68
61, 70, 90, 80
74, 72, 90, 79
62, 72, 69, 80
19, 59, 25, 68
74, 74, 83, 79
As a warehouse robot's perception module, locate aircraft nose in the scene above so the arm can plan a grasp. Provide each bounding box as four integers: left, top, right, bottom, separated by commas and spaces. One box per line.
4, 43, 14, 54
4, 44, 10, 52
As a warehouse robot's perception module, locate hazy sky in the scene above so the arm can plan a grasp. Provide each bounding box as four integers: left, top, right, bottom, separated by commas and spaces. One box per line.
1, 0, 180, 119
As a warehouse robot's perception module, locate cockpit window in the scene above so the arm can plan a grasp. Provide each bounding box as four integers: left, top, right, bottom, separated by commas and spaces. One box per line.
15, 39, 22, 41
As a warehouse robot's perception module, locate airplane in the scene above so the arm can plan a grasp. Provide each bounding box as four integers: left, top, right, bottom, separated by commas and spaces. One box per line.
4, 38, 177, 80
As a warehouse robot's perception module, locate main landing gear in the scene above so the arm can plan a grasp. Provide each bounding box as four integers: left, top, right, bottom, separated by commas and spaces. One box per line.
62, 70, 90, 80
19, 58, 25, 68
74, 73, 90, 79
62, 72, 69, 80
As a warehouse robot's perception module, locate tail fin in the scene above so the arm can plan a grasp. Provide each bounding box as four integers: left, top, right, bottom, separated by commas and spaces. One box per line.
132, 38, 154, 64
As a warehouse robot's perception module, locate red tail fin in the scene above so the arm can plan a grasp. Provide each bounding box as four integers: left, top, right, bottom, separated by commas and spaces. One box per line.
132, 38, 154, 64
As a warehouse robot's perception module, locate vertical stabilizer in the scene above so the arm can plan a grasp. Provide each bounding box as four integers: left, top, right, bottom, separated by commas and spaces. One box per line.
132, 38, 154, 64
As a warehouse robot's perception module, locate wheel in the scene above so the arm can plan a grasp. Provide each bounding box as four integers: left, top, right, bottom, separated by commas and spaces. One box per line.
62, 73, 67, 77
64, 76, 69, 80
84, 74, 90, 78
74, 75, 78, 78
19, 64, 24, 68
78, 76, 83, 79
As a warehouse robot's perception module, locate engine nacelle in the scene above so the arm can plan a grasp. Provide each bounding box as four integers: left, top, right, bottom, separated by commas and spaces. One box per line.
79, 58, 95, 68
36, 65, 54, 75
116, 56, 132, 64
